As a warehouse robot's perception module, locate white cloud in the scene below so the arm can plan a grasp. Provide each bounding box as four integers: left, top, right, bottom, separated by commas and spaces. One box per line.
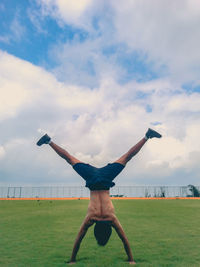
0, 50, 200, 185
38, 0, 94, 28
39, 0, 200, 90
0, 146, 5, 159
35, 0, 200, 85
49, 36, 123, 88
0, 50, 59, 120
167, 93, 200, 112
57, 84, 102, 109
1, 0, 200, 188
0, 81, 28, 120
110, 0, 200, 82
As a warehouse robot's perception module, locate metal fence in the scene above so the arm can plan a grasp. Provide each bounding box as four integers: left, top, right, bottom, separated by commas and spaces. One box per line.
0, 185, 200, 198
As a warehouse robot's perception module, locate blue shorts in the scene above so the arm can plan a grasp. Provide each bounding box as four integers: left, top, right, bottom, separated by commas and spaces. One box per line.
73, 162, 125, 191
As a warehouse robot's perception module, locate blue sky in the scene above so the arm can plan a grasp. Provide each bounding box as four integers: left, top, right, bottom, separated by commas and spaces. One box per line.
0, 0, 76, 65
0, 0, 200, 186
0, 0, 161, 84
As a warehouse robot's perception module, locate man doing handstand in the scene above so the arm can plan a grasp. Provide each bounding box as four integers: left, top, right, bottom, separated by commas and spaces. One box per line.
37, 128, 162, 264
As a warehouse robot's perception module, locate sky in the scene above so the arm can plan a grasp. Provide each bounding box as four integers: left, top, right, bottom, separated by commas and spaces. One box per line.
0, 0, 200, 187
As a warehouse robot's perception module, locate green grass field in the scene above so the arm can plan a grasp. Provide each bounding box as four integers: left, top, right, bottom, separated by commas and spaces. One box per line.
0, 199, 200, 267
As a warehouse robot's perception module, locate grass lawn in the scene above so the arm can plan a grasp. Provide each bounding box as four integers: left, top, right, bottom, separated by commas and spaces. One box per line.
0, 199, 200, 267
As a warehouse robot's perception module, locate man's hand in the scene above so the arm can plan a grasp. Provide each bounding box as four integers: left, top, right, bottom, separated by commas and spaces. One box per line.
70, 216, 94, 263
112, 217, 135, 264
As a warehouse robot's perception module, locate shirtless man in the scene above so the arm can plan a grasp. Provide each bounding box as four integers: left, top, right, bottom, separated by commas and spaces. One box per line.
37, 128, 162, 264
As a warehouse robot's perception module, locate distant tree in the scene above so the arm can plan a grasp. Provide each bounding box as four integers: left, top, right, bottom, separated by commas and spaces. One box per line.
187, 185, 200, 197
145, 189, 151, 198
153, 187, 166, 198
160, 187, 166, 198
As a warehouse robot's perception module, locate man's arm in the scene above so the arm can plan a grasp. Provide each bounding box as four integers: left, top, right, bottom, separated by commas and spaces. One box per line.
112, 217, 136, 264
69, 216, 94, 263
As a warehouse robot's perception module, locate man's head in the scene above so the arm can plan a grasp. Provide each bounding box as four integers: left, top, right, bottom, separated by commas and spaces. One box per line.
94, 221, 112, 246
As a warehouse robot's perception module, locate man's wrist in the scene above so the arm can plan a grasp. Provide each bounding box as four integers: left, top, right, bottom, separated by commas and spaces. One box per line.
128, 256, 134, 261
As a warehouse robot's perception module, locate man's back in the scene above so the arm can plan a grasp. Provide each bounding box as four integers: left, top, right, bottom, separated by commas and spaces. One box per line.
88, 190, 115, 221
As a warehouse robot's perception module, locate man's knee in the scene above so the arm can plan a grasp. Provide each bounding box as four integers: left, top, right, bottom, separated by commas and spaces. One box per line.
68, 157, 82, 166
114, 159, 126, 166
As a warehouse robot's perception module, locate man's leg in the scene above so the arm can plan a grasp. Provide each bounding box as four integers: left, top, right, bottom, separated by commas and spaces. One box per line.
49, 142, 82, 166
115, 138, 147, 166
115, 128, 162, 166
37, 134, 81, 166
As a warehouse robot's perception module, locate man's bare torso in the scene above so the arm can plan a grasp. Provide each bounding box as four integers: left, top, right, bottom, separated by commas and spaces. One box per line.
87, 190, 115, 222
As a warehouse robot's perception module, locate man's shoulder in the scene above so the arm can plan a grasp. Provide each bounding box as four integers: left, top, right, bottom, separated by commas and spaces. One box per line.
83, 215, 95, 228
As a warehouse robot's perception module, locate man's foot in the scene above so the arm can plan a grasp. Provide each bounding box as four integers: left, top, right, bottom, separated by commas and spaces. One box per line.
36, 134, 51, 146
145, 128, 162, 139
129, 260, 136, 264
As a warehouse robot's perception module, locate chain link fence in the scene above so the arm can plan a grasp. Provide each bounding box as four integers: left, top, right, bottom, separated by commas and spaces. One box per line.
0, 185, 200, 198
